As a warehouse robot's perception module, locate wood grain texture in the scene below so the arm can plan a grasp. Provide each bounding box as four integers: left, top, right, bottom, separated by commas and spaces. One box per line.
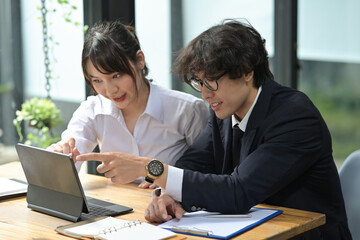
0, 161, 325, 240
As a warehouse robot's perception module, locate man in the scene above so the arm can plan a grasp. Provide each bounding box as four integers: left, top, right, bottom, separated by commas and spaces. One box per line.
77, 20, 352, 239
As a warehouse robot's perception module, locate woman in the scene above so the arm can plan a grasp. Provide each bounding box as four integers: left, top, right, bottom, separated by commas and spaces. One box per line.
48, 19, 209, 188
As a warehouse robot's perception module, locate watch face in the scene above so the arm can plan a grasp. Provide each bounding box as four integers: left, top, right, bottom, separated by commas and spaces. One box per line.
148, 160, 164, 177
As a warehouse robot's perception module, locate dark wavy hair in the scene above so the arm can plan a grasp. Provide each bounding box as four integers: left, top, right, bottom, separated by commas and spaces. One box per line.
173, 19, 273, 88
82, 19, 149, 93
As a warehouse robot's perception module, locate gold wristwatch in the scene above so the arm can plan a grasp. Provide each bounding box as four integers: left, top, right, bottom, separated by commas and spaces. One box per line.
145, 159, 164, 183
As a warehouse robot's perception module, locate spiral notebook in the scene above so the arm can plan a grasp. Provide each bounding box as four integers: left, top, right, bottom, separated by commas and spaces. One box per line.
56, 216, 181, 240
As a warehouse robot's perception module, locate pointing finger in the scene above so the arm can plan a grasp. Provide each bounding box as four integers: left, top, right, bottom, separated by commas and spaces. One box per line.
76, 152, 113, 162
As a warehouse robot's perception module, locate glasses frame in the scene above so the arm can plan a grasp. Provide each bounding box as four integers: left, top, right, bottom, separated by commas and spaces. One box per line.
189, 72, 227, 93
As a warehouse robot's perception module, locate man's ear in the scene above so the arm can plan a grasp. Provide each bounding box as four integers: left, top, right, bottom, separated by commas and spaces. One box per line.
244, 71, 254, 82
136, 50, 145, 70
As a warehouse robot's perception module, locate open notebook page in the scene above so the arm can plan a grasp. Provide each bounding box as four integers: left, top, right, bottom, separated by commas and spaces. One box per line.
64, 217, 176, 240
0, 177, 27, 199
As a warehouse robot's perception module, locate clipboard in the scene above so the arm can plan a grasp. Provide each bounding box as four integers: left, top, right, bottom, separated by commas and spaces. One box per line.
158, 207, 282, 239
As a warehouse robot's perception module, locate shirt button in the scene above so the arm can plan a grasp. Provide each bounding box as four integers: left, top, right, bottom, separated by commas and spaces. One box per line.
191, 206, 197, 211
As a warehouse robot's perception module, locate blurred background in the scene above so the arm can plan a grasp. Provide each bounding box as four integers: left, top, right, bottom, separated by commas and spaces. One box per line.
0, 0, 359, 170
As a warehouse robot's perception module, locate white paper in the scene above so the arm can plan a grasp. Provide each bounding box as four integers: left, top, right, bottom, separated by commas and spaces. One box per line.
0, 177, 27, 197
158, 207, 281, 238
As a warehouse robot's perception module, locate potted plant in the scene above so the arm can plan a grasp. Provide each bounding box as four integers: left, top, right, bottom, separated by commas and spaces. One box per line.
11, 0, 83, 148
13, 97, 62, 148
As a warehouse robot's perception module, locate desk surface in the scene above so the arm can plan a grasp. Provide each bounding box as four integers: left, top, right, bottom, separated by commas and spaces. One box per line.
0, 161, 325, 240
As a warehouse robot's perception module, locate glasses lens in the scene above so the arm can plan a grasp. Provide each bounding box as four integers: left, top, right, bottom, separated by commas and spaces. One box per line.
190, 80, 201, 92
204, 80, 217, 91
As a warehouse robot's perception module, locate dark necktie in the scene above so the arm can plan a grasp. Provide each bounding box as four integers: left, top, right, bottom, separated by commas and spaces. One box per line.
232, 125, 244, 168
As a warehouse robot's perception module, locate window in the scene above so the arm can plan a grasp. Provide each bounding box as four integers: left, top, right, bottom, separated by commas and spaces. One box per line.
136, 0, 274, 95
298, 0, 360, 167
21, 0, 85, 101
0, 0, 84, 165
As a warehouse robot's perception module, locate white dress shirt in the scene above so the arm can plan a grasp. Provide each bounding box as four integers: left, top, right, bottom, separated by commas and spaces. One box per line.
61, 82, 209, 172
165, 86, 262, 201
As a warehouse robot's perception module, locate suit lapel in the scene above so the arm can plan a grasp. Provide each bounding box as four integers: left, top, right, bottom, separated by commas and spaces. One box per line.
246, 80, 276, 130
240, 129, 257, 161
216, 80, 277, 171
240, 80, 277, 161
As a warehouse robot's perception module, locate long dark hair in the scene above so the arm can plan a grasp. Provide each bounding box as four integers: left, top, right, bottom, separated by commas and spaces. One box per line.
173, 19, 273, 88
82, 19, 149, 93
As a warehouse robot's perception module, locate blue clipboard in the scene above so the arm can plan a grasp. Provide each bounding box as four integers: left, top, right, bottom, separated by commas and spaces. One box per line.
158, 207, 283, 239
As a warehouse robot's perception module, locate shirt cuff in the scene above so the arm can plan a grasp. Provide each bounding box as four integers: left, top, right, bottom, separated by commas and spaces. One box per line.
163, 166, 183, 202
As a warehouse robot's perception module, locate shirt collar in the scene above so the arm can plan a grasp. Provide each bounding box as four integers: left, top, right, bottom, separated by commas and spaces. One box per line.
232, 86, 262, 132
142, 83, 164, 122
94, 82, 163, 122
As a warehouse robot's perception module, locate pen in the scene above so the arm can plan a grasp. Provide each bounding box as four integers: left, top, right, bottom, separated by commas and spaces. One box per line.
205, 213, 251, 218
171, 226, 211, 236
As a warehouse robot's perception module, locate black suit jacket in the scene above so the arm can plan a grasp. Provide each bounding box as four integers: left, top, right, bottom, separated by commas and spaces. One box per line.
175, 80, 352, 239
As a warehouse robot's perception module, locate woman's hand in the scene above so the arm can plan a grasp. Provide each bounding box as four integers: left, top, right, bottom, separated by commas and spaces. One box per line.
47, 138, 80, 161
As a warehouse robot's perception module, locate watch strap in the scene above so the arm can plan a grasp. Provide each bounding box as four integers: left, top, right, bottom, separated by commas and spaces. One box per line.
145, 176, 155, 183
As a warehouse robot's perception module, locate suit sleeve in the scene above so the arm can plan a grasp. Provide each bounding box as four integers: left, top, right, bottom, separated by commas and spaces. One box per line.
178, 102, 325, 213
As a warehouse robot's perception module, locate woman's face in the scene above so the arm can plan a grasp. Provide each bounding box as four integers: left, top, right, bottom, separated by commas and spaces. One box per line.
87, 50, 147, 110
86, 55, 146, 110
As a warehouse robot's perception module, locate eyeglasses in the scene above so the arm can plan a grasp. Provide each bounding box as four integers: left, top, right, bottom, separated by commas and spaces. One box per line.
189, 72, 227, 92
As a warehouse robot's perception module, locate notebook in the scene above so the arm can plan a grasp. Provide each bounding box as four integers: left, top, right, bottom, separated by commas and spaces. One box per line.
0, 177, 27, 200
56, 216, 180, 240
15, 143, 133, 222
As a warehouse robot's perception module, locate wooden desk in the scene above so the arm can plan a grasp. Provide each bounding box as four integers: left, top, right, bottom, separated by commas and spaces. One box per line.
0, 161, 325, 240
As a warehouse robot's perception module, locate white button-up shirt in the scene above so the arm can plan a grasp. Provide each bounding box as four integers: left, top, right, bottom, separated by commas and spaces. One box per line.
61, 83, 209, 171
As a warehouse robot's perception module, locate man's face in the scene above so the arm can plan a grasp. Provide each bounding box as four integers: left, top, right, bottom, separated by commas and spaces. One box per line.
199, 71, 258, 120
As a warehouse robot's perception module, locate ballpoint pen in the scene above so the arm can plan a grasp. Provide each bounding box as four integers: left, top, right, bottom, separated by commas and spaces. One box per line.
171, 226, 212, 236
205, 213, 251, 218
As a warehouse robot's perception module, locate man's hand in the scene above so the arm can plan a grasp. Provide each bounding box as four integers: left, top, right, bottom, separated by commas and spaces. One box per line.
145, 193, 185, 223
47, 138, 80, 161
138, 181, 158, 189
76, 152, 150, 184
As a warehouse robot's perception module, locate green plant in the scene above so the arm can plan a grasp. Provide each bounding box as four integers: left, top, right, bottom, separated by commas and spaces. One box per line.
11, 1, 85, 148
13, 98, 62, 148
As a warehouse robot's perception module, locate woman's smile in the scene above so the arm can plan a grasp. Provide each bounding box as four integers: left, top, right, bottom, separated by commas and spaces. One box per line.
112, 94, 126, 103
